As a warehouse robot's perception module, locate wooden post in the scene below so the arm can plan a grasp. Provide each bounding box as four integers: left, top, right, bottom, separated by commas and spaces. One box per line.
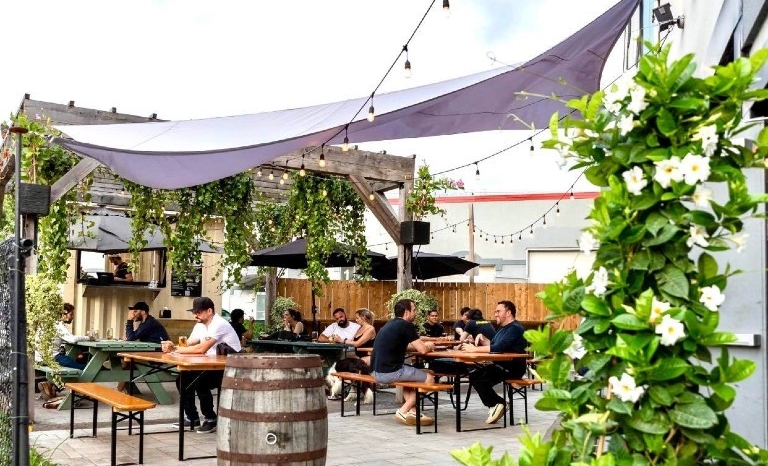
468, 204, 476, 285
397, 180, 414, 292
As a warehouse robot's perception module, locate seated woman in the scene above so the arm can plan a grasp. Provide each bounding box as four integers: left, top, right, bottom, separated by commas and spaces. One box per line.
331, 308, 376, 365
283, 309, 306, 336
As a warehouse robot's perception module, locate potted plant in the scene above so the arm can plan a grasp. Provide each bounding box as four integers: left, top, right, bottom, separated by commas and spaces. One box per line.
452, 45, 768, 464
387, 288, 438, 332
402, 164, 463, 244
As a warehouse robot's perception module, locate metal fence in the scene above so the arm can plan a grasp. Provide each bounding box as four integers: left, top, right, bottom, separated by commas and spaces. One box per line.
0, 238, 14, 464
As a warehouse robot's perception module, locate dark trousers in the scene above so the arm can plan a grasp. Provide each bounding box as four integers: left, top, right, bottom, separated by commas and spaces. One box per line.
177, 370, 223, 422
429, 359, 525, 407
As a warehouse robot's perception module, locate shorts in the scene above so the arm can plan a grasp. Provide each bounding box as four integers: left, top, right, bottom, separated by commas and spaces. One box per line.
372, 365, 428, 384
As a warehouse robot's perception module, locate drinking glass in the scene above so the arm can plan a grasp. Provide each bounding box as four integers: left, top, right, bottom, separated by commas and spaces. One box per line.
178, 336, 188, 347
311, 331, 319, 342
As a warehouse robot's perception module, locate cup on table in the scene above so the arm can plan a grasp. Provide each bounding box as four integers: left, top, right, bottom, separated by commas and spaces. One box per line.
161, 340, 174, 352
178, 335, 187, 347
311, 331, 319, 342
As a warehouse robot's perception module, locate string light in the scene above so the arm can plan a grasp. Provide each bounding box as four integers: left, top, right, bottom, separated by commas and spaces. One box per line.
282, 171, 289, 180
529, 226, 534, 237
257, 169, 262, 177
342, 126, 350, 152
570, 190, 575, 200
518, 232, 522, 241
501, 237, 505, 245
279, 178, 285, 185
300, 155, 306, 177
403, 45, 412, 78
268, 170, 274, 181
542, 216, 547, 228
529, 138, 534, 153
556, 203, 561, 217
319, 144, 326, 168
475, 163, 480, 180
367, 94, 375, 122
442, 0, 451, 17
369, 193, 375, 201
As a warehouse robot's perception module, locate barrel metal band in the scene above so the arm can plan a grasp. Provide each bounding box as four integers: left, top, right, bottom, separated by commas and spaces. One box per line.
221, 377, 324, 390
225, 356, 321, 369
218, 447, 326, 463
219, 406, 327, 422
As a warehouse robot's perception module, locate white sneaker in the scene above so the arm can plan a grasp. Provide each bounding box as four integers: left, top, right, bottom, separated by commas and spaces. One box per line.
485, 403, 507, 424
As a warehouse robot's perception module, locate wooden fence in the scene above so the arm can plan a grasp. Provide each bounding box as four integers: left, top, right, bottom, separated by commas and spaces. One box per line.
276, 279, 579, 330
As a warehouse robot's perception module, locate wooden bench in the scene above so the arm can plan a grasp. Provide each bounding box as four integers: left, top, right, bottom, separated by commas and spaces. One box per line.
392, 381, 453, 434
332, 372, 382, 417
66, 382, 156, 466
504, 378, 542, 425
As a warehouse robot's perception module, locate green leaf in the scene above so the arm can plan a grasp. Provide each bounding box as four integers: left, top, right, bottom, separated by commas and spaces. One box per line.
655, 108, 677, 137
625, 414, 670, 434
656, 265, 689, 299
646, 357, 690, 381
669, 402, 718, 429
724, 359, 756, 383
611, 314, 648, 331
582, 295, 612, 316
697, 252, 718, 280
699, 332, 737, 346
606, 397, 633, 415
647, 385, 673, 406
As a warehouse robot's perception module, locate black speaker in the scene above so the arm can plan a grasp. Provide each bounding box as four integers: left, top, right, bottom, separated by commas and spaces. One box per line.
19, 183, 51, 216
400, 221, 430, 245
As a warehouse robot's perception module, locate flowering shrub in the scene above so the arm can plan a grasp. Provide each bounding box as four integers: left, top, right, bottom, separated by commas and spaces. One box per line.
452, 45, 768, 465
405, 164, 463, 220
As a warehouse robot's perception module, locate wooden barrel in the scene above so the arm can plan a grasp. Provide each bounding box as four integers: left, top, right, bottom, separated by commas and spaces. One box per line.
217, 354, 328, 466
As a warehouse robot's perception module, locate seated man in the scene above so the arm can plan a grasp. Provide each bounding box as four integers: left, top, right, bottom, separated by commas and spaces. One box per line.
370, 299, 436, 426
37, 303, 89, 399
161, 296, 241, 434
458, 309, 496, 343
421, 310, 445, 337
453, 306, 471, 340
459, 300, 527, 424
318, 307, 360, 343
118, 301, 170, 391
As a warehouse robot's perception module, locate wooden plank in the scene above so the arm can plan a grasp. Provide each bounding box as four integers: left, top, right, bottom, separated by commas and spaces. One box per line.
50, 158, 101, 202
272, 146, 415, 183
348, 174, 400, 242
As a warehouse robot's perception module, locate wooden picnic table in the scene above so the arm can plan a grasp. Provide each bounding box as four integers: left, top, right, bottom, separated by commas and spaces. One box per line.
59, 340, 173, 409
247, 339, 352, 376
118, 351, 228, 461
422, 350, 529, 432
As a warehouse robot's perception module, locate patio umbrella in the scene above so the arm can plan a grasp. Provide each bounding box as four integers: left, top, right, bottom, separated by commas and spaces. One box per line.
369, 251, 479, 281
68, 209, 220, 254
250, 237, 386, 331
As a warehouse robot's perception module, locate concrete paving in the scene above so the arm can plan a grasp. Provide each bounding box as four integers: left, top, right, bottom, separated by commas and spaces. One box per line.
29, 382, 557, 465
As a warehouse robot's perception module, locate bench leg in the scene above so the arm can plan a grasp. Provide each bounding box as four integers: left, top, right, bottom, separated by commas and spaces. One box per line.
415, 390, 422, 435
93, 400, 98, 437
111, 411, 117, 466
139, 411, 145, 464
355, 380, 362, 416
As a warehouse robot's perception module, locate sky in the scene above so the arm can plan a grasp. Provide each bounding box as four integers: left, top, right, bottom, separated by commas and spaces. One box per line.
1, 0, 625, 195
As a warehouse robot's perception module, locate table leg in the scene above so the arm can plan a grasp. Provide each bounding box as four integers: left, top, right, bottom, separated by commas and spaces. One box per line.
178, 371, 185, 461
455, 364, 462, 432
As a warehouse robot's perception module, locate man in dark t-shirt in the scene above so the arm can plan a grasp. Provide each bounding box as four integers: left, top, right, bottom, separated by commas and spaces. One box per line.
109, 255, 133, 282
453, 307, 471, 340
422, 310, 445, 337
371, 299, 436, 427
459, 309, 496, 342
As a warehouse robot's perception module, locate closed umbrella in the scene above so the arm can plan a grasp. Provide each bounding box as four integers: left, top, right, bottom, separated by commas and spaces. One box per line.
250, 237, 386, 331
370, 251, 479, 281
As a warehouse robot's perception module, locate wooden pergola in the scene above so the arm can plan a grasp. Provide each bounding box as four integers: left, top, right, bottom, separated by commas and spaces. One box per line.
1, 96, 418, 290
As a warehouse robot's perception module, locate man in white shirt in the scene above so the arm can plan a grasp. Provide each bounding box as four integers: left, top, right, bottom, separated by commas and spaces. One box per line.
318, 308, 360, 344
37, 303, 89, 399
161, 296, 241, 434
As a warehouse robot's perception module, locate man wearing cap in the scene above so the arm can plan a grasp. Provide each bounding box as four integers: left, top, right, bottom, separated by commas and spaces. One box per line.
109, 255, 133, 282
126, 301, 169, 344
161, 296, 241, 434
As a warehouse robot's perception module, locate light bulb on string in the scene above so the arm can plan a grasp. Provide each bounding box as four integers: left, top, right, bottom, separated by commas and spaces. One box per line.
452, 226, 456, 233
475, 163, 480, 180
529, 226, 534, 237
299, 155, 306, 177
369, 193, 375, 201
268, 171, 274, 181
279, 178, 285, 185
282, 171, 289, 180
518, 232, 522, 241
501, 237, 505, 245
403, 45, 412, 78
542, 216, 547, 229
556, 203, 561, 217
342, 126, 350, 152
529, 138, 534, 153
367, 94, 375, 122
257, 169, 262, 177
319, 145, 326, 168
570, 190, 575, 200
442, 0, 451, 17
485, 236, 488, 242
494, 237, 497, 244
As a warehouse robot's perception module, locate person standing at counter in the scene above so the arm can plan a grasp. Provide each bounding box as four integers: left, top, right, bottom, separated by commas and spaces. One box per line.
109, 255, 133, 282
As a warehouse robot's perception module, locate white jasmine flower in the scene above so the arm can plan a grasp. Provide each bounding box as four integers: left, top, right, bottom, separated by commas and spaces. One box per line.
692, 185, 713, 207
700, 285, 725, 311
692, 125, 719, 157
608, 373, 645, 403
564, 334, 587, 360
653, 156, 683, 188
686, 225, 709, 248
622, 166, 647, 195
649, 297, 670, 324
603, 79, 632, 114
578, 231, 599, 254
680, 154, 711, 185
655, 314, 686, 346
627, 86, 648, 114
730, 233, 748, 253
618, 114, 635, 136
586, 266, 608, 297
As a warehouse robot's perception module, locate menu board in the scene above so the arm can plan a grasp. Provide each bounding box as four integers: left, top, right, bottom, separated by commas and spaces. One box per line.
170, 266, 202, 297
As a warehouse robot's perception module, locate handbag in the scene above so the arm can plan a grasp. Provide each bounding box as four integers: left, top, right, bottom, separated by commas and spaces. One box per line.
216, 342, 241, 355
